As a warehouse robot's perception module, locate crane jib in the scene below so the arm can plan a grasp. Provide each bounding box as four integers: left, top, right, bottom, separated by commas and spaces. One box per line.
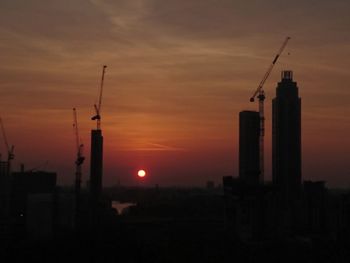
248, 36, 290, 184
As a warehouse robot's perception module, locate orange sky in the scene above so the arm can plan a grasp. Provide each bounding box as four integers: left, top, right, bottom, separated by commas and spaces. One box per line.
0, 0, 349, 187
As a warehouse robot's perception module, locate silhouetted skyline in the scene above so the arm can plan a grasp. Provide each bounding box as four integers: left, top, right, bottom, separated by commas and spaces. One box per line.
1, 2, 350, 262
0, 0, 349, 187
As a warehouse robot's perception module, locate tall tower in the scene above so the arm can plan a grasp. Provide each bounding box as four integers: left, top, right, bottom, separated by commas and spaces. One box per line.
90, 129, 103, 203
90, 65, 106, 206
239, 111, 260, 184
272, 70, 301, 203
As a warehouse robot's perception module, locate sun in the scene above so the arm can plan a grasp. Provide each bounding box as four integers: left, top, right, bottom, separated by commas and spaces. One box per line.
137, 169, 146, 178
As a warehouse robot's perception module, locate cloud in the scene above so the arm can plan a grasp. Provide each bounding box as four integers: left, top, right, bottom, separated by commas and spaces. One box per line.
127, 142, 187, 152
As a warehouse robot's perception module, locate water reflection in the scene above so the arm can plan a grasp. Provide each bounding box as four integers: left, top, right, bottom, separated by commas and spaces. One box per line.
112, 201, 136, 215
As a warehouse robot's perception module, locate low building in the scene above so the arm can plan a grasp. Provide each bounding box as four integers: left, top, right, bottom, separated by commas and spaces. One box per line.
223, 176, 277, 241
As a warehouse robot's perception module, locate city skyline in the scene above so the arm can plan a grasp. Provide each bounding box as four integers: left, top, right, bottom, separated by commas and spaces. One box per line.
0, 0, 349, 187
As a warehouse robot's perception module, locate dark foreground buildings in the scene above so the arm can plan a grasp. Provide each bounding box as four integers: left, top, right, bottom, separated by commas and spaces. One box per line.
0, 170, 57, 242
2, 70, 350, 262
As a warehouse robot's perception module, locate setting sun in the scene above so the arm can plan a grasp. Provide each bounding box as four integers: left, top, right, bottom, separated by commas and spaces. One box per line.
137, 169, 146, 178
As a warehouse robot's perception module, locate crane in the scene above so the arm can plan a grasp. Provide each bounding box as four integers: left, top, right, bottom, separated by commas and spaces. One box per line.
91, 65, 107, 130
249, 37, 290, 183
73, 108, 85, 197
0, 117, 14, 176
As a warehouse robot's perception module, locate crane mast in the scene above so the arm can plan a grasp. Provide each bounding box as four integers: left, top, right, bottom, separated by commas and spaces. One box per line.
250, 37, 290, 183
0, 117, 14, 176
73, 108, 85, 197
91, 65, 107, 130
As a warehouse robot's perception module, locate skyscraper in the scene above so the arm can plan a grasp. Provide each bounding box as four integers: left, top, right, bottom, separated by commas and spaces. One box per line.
272, 70, 301, 203
90, 129, 103, 203
239, 110, 260, 184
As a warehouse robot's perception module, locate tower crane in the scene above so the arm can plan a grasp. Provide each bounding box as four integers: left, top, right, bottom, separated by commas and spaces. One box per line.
73, 108, 85, 196
0, 117, 14, 176
249, 37, 290, 183
91, 65, 107, 130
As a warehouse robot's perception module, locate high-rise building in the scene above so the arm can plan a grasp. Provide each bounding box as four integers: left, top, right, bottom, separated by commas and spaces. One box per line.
272, 70, 301, 203
90, 129, 103, 203
239, 111, 260, 184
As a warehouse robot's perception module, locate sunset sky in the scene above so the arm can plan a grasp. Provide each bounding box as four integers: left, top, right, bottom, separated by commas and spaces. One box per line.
0, 0, 349, 187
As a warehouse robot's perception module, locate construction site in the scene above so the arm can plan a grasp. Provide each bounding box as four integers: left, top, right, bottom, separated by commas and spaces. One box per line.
0, 40, 349, 263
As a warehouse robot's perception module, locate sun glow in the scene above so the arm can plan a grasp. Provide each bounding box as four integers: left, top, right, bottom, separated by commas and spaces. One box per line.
138, 169, 146, 178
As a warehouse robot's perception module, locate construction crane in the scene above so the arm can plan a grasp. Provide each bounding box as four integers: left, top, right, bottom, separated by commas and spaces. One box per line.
91, 65, 107, 130
249, 37, 290, 183
0, 117, 14, 176
73, 108, 85, 196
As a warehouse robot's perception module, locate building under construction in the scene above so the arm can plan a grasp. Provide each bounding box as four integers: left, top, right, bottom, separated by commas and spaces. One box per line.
249, 37, 290, 183
239, 111, 260, 185
90, 129, 103, 204
89, 65, 107, 227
